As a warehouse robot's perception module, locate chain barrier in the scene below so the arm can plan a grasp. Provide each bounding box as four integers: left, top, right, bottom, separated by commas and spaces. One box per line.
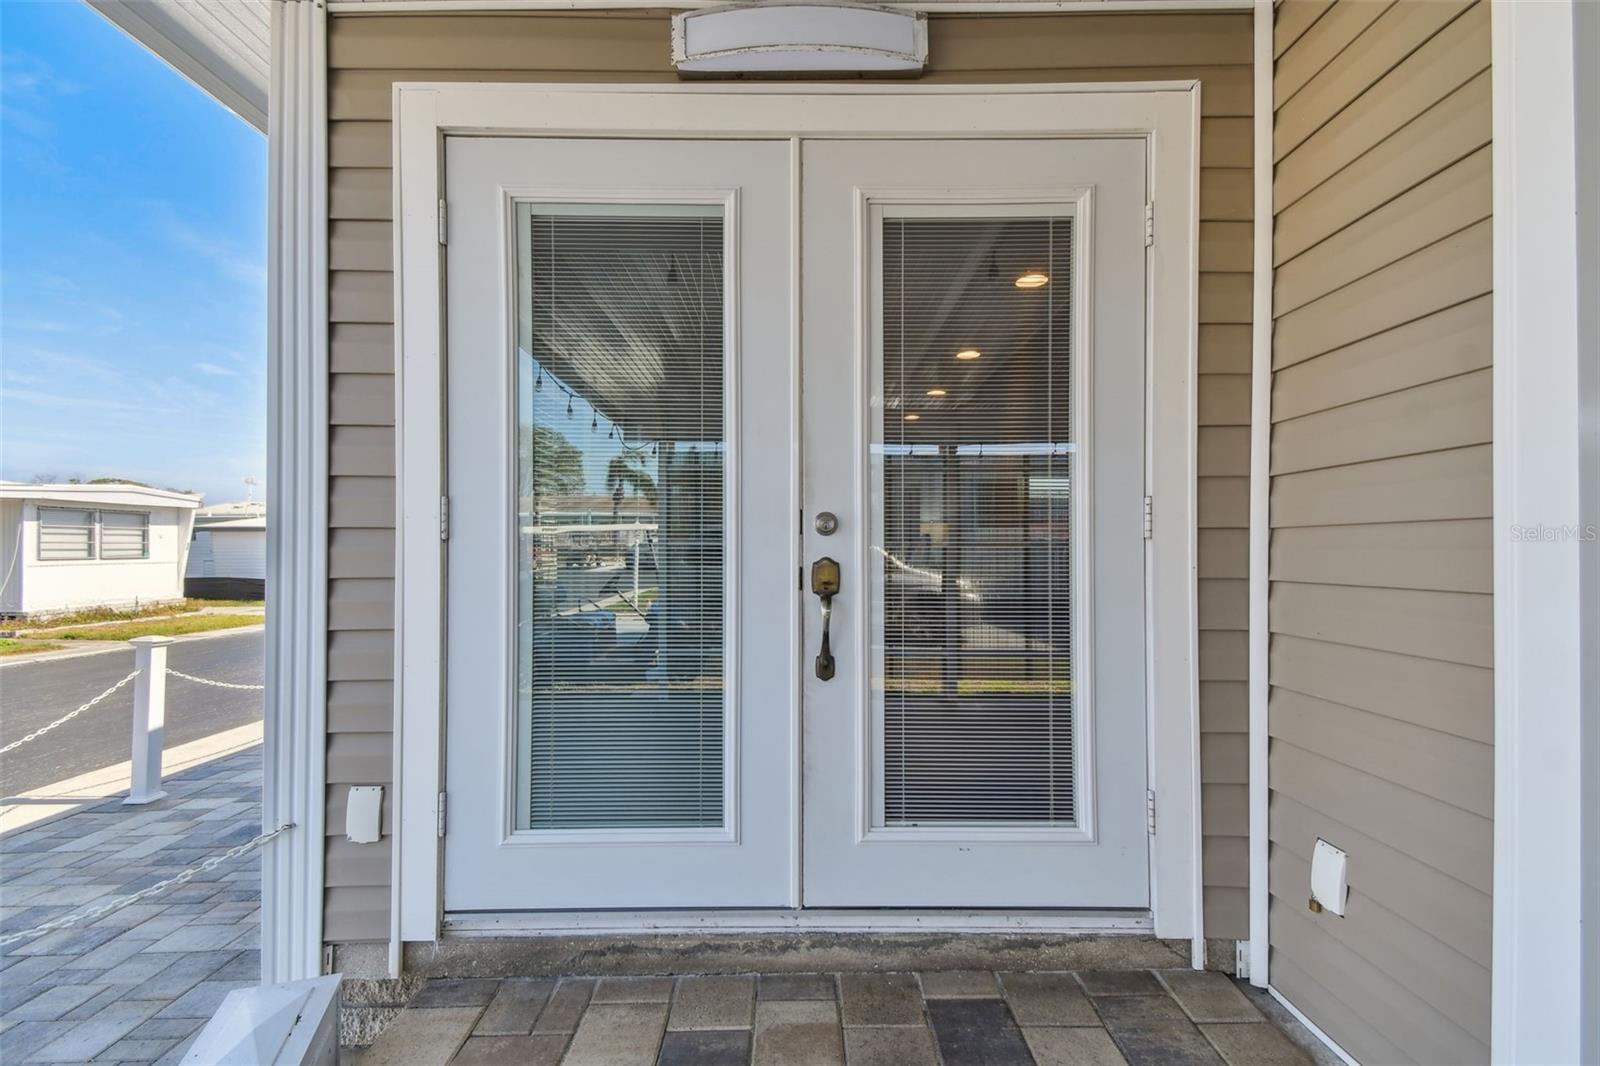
168, 669, 266, 692
0, 658, 279, 947
0, 665, 263, 759
0, 670, 140, 756
0, 823, 294, 947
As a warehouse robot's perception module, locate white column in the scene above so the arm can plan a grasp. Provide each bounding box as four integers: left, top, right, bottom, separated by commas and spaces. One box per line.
1490, 0, 1589, 1061
125, 636, 174, 805
263, 0, 328, 986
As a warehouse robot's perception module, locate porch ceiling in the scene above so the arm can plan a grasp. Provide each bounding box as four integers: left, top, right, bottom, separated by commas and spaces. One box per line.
84, 0, 269, 132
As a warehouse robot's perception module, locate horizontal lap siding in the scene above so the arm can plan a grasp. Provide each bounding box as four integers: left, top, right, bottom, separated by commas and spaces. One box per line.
1268, 2, 1492, 1061
324, 10, 1253, 943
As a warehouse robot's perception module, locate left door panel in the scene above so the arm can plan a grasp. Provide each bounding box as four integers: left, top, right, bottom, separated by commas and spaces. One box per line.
443, 137, 794, 910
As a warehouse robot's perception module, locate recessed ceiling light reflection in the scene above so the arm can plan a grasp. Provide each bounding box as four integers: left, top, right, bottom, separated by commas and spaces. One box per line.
925, 388, 947, 397
955, 349, 982, 361
903, 413, 922, 422
1014, 271, 1049, 289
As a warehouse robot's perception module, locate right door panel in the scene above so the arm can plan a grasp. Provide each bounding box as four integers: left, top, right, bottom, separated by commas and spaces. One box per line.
801, 138, 1150, 907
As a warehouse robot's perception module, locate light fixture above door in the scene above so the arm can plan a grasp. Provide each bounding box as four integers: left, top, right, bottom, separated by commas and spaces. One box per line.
671, 2, 928, 76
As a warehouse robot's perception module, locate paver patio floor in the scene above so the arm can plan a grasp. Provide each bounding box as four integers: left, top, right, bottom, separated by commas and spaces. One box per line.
0, 749, 262, 1066
350, 968, 1332, 1066
3, 747, 1333, 1066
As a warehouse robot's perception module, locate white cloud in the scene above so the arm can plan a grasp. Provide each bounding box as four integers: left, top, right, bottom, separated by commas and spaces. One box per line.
0, 385, 144, 413
5, 305, 126, 337
1, 52, 86, 99
147, 202, 268, 288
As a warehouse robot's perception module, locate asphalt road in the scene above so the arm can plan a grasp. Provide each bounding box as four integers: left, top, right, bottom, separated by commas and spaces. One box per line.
0, 629, 264, 797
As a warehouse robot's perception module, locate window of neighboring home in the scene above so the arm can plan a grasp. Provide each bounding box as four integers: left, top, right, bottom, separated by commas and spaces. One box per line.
36, 508, 153, 561
99, 511, 151, 560
38, 508, 96, 560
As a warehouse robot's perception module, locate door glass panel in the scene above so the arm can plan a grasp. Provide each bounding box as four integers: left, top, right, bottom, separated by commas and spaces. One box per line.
514, 203, 726, 831
874, 214, 1077, 827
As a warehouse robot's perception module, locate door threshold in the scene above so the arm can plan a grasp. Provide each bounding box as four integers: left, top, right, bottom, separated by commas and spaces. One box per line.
442, 908, 1153, 937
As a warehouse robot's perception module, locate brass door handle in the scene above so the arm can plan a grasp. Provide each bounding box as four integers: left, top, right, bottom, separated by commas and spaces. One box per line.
811, 557, 840, 681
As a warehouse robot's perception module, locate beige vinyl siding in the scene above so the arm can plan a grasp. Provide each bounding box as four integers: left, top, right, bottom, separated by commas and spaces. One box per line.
1268, 2, 1492, 1061
324, 9, 1254, 943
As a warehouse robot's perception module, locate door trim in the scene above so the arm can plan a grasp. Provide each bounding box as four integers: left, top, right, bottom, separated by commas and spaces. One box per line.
393, 81, 1202, 950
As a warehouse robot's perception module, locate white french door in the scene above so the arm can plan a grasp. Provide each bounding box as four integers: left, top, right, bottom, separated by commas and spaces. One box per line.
799, 140, 1150, 907
443, 137, 795, 909
441, 132, 1149, 913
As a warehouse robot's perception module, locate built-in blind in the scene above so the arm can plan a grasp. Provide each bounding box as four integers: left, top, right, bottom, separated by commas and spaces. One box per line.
100, 511, 150, 559
38, 508, 95, 560
876, 215, 1077, 826
515, 204, 727, 831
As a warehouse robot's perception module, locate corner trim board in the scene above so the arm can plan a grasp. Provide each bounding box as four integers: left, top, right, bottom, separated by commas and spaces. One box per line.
1246, 0, 1272, 991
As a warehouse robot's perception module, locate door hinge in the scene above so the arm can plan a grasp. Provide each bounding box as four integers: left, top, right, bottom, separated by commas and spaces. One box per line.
437, 791, 448, 838
439, 495, 450, 541
1235, 941, 1252, 980
438, 198, 448, 245
1144, 202, 1155, 248
1143, 495, 1154, 540
1146, 788, 1157, 835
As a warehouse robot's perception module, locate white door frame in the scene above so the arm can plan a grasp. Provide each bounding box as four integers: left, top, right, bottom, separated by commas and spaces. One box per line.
392, 81, 1202, 952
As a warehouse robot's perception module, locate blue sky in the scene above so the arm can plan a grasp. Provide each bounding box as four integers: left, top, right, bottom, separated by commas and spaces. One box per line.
2, 0, 266, 503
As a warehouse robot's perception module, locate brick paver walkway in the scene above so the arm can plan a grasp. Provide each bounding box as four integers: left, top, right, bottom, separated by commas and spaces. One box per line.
3, 746, 1332, 1066
350, 969, 1325, 1066
0, 749, 262, 1065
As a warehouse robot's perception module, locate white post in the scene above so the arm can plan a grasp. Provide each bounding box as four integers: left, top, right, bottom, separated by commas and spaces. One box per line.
125, 636, 174, 805
1490, 1, 1589, 1059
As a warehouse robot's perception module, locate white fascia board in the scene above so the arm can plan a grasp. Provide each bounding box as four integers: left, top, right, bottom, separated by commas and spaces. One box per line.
85, 0, 269, 132
0, 484, 203, 509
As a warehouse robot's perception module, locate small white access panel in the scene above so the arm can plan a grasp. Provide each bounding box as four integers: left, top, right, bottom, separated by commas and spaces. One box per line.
344, 786, 382, 845
1310, 838, 1349, 917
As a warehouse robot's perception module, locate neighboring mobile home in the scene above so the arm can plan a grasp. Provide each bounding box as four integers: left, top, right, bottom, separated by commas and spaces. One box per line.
186, 500, 269, 599
0, 482, 200, 619
99, 1, 1595, 1062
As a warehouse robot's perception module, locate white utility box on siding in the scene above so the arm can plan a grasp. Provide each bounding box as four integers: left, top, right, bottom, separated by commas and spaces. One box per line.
1310, 838, 1349, 917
